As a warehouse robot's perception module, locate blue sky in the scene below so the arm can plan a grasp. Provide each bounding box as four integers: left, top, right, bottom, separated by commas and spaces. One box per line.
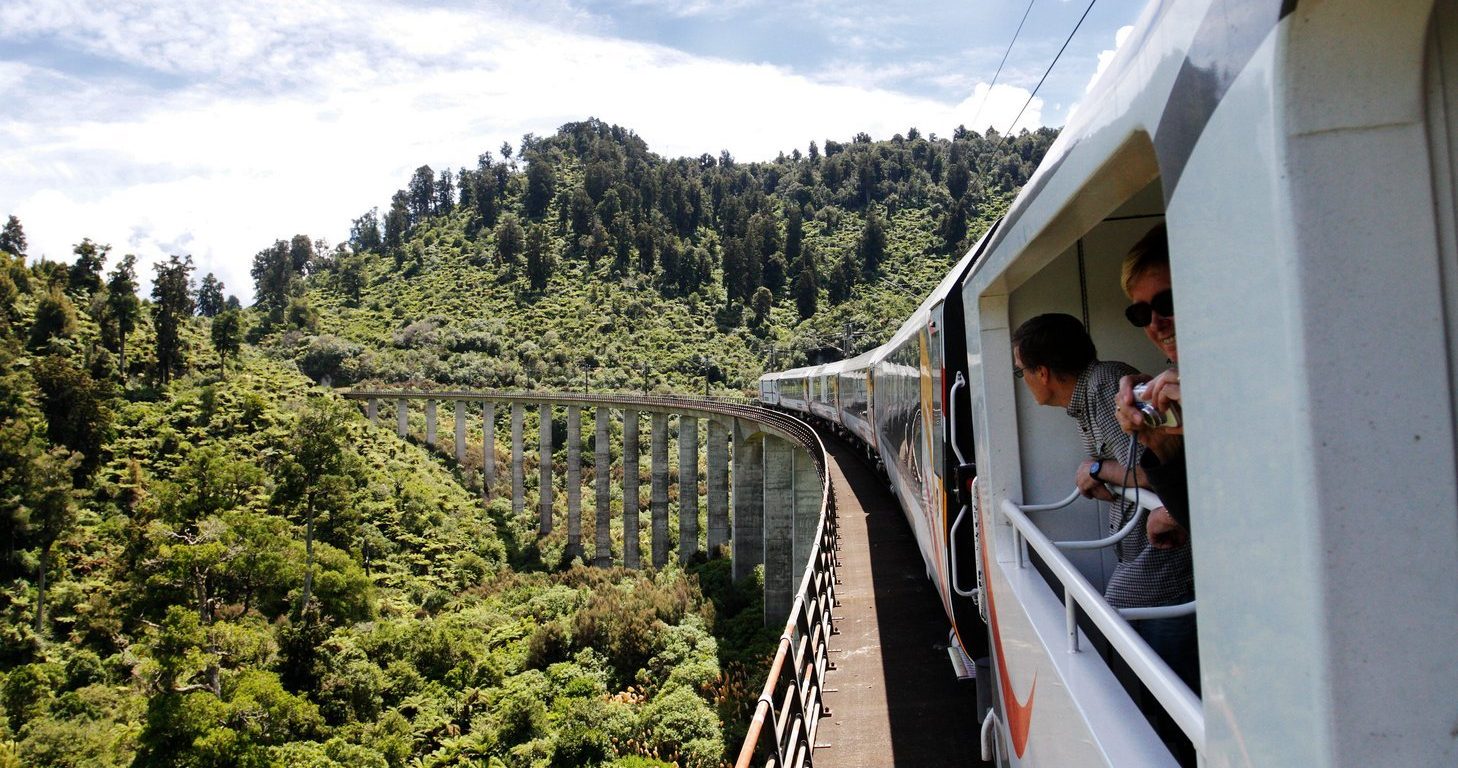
0, 0, 1146, 300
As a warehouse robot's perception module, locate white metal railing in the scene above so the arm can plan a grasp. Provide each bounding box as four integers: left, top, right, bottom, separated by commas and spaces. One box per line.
1015, 486, 1196, 619
1000, 494, 1205, 754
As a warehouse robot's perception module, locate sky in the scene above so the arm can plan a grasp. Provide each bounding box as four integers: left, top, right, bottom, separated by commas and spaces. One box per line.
0, 0, 1146, 301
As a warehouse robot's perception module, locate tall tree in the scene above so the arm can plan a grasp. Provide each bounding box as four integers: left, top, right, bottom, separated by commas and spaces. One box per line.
32, 353, 112, 482
434, 169, 455, 214
288, 235, 314, 275
383, 192, 410, 253
0, 337, 42, 579
210, 309, 243, 379
68, 238, 108, 296
494, 214, 525, 268
407, 165, 436, 224
472, 154, 501, 229
105, 254, 141, 376
28, 286, 78, 351
29, 447, 79, 636
784, 205, 804, 271
275, 397, 360, 618
750, 286, 773, 329
250, 240, 293, 317
348, 208, 382, 252
524, 223, 554, 291
195, 273, 225, 317
524, 154, 555, 220
152, 254, 195, 385
827, 252, 857, 305
336, 252, 366, 306
858, 208, 886, 278
794, 242, 819, 320
0, 215, 25, 258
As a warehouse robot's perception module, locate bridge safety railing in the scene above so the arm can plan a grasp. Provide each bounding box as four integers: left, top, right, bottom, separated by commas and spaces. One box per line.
731, 410, 837, 768
1001, 488, 1204, 755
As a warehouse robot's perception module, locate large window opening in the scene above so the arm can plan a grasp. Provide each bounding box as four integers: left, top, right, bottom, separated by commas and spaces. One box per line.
1001, 169, 1201, 763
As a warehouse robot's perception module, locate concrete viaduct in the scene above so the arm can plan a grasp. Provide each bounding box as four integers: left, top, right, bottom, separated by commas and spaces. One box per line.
342, 390, 833, 629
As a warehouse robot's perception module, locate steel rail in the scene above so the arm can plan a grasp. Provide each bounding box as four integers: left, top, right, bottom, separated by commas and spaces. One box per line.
342, 389, 838, 768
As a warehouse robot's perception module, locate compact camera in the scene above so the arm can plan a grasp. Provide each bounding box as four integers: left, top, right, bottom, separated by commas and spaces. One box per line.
1132, 382, 1181, 428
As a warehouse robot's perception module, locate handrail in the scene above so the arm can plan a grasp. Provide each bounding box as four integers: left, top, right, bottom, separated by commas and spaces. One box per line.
948, 373, 968, 466
947, 373, 978, 598
345, 389, 838, 768
1021, 486, 1194, 618
949, 505, 978, 598
1001, 498, 1205, 753
1055, 486, 1161, 550
733, 411, 836, 768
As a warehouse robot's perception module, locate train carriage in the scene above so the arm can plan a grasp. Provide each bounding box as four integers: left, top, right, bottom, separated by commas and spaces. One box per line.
760, 1, 1458, 765
959, 0, 1458, 764
835, 349, 879, 446
806, 363, 841, 424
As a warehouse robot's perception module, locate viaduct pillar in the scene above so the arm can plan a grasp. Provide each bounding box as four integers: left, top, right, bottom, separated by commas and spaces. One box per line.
623, 410, 641, 568
511, 403, 525, 518
594, 407, 612, 566
678, 416, 699, 562
650, 412, 670, 568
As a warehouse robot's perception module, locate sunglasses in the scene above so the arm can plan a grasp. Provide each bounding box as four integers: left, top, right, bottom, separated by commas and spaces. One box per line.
1125, 289, 1174, 327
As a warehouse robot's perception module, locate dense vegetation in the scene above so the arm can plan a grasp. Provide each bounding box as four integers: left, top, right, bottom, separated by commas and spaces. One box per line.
0, 120, 1053, 767
269, 119, 1055, 393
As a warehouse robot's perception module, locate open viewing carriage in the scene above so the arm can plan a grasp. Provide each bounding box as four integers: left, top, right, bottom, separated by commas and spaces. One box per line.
760, 0, 1458, 765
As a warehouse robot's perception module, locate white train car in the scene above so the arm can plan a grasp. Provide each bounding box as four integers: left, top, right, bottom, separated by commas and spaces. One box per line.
760, 1, 1458, 765
835, 349, 879, 446
764, 365, 811, 414
806, 362, 841, 424
958, 0, 1458, 765
758, 373, 779, 407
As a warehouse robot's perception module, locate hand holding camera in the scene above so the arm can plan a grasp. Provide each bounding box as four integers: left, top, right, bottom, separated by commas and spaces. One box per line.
1118, 369, 1183, 438
1133, 379, 1181, 429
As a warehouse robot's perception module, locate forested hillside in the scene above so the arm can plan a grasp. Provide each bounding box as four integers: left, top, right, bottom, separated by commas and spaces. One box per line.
0, 120, 1054, 767
267, 119, 1056, 392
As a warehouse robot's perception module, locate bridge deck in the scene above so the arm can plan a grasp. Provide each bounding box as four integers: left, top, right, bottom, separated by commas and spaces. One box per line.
815, 436, 983, 768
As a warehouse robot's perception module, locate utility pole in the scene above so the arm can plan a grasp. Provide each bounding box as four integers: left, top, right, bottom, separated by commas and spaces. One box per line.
641, 362, 650, 393
699, 354, 711, 398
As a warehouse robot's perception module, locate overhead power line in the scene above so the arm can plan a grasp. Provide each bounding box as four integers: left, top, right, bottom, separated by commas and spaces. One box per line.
968, 0, 1038, 133
1006, 0, 1098, 135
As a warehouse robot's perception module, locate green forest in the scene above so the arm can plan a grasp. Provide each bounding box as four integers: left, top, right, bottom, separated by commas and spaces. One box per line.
0, 119, 1052, 767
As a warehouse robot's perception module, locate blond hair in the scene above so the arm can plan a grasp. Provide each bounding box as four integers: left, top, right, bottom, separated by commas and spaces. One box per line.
1121, 223, 1169, 298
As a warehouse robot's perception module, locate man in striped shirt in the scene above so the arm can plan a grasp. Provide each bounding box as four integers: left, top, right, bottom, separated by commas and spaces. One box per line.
1012, 313, 1196, 688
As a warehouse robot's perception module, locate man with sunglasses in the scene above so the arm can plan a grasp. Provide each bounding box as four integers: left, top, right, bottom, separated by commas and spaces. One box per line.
1012, 310, 1197, 704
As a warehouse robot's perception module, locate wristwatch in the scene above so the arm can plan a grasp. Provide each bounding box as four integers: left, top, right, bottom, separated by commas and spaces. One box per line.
1088, 460, 1103, 482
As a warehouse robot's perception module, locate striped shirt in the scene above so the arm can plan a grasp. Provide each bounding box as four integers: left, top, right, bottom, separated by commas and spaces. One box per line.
1065, 361, 1195, 609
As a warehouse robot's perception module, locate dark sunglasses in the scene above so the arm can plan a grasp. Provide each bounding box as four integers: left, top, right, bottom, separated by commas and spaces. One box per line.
1125, 289, 1174, 327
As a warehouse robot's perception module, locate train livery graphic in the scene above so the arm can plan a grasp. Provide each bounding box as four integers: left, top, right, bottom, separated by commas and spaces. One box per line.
760, 1, 1458, 765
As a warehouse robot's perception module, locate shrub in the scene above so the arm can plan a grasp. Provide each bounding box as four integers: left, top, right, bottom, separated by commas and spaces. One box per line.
297, 334, 362, 385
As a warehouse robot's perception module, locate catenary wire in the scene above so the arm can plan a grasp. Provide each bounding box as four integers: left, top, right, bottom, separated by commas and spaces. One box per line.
969, 0, 1038, 133
1006, 0, 1098, 135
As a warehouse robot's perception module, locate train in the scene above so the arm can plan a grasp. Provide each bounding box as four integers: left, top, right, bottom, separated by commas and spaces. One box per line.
758, 0, 1458, 765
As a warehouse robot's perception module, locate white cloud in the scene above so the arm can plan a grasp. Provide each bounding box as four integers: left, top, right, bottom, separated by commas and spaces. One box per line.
0, 0, 1065, 300
955, 82, 1043, 135
1085, 24, 1135, 94
618, 0, 767, 20
1061, 24, 1135, 126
